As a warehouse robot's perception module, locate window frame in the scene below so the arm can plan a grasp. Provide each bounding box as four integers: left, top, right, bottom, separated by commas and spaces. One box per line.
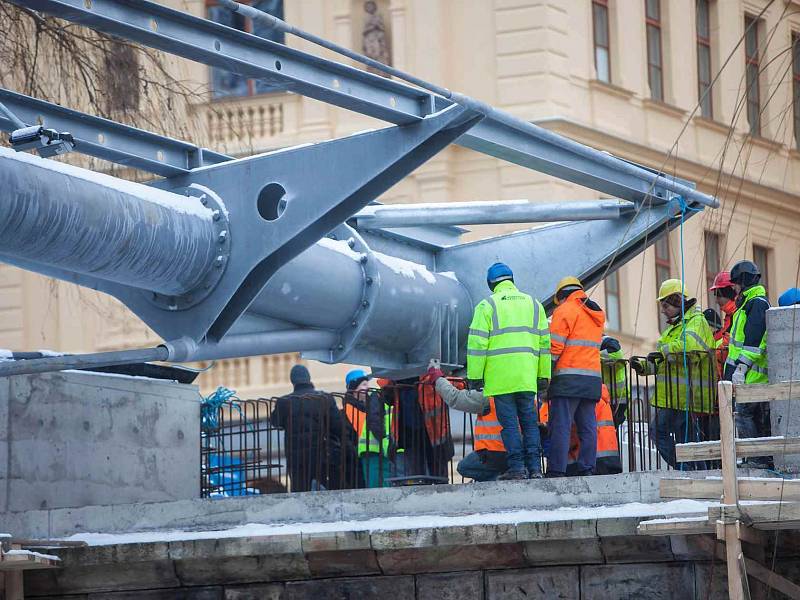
696, 0, 713, 118
752, 244, 771, 298
654, 233, 672, 330
645, 0, 665, 101
744, 14, 761, 136
604, 269, 622, 332
592, 0, 612, 83
704, 231, 721, 310
206, 0, 286, 99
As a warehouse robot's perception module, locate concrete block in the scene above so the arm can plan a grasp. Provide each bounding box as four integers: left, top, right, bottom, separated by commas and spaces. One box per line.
669, 535, 716, 561
301, 529, 371, 553
767, 306, 800, 472
87, 587, 223, 599
600, 535, 674, 563
283, 575, 415, 600
516, 518, 596, 541
377, 543, 526, 575
485, 566, 579, 599
415, 571, 483, 600
595, 516, 643, 538
2, 371, 200, 513
224, 583, 285, 600
693, 562, 729, 600
24, 560, 181, 595
581, 562, 694, 599
175, 555, 311, 586
305, 549, 381, 577
167, 534, 303, 561
371, 524, 516, 551
522, 538, 603, 565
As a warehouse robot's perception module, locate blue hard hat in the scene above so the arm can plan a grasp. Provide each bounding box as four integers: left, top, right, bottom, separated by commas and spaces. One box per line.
487, 262, 513, 285
345, 368, 369, 389
779, 287, 800, 307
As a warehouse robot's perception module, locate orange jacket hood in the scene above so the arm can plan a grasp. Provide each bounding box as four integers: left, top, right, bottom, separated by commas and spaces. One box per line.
565, 290, 606, 328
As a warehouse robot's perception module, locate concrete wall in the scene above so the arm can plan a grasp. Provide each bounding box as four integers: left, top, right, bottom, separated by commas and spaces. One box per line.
0, 371, 200, 513
767, 306, 800, 472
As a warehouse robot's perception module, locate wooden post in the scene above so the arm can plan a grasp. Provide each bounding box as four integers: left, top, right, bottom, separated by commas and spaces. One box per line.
3, 571, 24, 600
719, 381, 749, 600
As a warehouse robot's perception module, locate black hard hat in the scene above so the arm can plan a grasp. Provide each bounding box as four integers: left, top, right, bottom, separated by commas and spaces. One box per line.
730, 260, 760, 285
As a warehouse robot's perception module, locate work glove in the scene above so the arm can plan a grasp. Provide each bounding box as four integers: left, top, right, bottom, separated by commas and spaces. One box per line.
424, 366, 444, 382
731, 363, 748, 385
480, 402, 491, 417
646, 351, 663, 364
630, 358, 645, 376
468, 378, 484, 391
537, 378, 549, 398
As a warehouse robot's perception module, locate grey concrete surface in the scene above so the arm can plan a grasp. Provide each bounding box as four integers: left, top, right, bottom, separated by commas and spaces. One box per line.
0, 370, 200, 513
4, 468, 768, 540
767, 306, 800, 472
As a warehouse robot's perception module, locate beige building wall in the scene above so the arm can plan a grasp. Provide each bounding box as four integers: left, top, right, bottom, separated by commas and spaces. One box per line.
3, 0, 800, 396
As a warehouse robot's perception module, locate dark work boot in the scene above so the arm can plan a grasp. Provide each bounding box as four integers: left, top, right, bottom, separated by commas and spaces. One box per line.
528, 471, 543, 480
497, 469, 528, 481
544, 471, 566, 478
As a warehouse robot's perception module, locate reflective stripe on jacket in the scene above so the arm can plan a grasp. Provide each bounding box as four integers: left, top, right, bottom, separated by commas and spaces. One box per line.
467, 280, 551, 396
726, 285, 769, 384
595, 385, 619, 459
474, 398, 505, 452
550, 290, 605, 399
358, 406, 397, 456
652, 306, 716, 412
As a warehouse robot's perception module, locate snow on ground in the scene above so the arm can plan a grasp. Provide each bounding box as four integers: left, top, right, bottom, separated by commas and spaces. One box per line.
66, 499, 715, 547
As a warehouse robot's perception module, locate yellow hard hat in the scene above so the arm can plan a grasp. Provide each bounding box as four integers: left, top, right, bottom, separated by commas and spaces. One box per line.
657, 278, 686, 301
555, 276, 583, 303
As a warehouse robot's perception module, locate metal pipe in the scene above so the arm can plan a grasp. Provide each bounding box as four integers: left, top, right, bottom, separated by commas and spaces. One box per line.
0, 346, 169, 378
0, 100, 25, 130
355, 200, 635, 229
168, 329, 339, 362
0, 147, 218, 296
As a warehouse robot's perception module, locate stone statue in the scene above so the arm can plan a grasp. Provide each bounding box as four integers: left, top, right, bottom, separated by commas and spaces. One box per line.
362, 0, 391, 75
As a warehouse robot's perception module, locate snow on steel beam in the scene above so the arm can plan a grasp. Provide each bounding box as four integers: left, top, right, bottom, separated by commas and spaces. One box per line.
0, 88, 230, 177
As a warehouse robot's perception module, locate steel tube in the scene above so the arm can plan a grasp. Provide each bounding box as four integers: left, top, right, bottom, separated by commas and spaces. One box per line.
0, 346, 169, 378
166, 329, 339, 362
0, 148, 218, 296
355, 200, 635, 228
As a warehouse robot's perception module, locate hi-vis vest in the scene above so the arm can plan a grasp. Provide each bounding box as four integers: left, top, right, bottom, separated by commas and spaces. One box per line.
601, 347, 629, 406
467, 280, 551, 396
726, 285, 769, 384
474, 398, 505, 452
357, 406, 399, 457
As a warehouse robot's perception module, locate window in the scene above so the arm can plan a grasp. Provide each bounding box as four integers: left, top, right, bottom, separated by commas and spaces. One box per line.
645, 0, 664, 101
696, 0, 713, 118
207, 0, 286, 99
655, 233, 672, 330
744, 15, 761, 136
793, 33, 800, 149
753, 245, 770, 296
592, 0, 611, 83
605, 270, 622, 332
704, 232, 721, 310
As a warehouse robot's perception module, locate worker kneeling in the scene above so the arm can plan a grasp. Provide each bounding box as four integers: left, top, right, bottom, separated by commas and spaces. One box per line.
546, 277, 605, 477
540, 384, 621, 475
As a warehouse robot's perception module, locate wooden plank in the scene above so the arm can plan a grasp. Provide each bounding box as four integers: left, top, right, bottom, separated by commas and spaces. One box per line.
0, 550, 60, 571
735, 381, 800, 404
637, 516, 714, 536
660, 477, 800, 501
708, 502, 800, 528
675, 436, 800, 461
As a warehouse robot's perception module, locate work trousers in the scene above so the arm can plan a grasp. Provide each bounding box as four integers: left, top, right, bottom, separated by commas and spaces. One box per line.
457, 450, 507, 482
548, 396, 597, 475
494, 392, 541, 474
735, 401, 772, 467
651, 407, 703, 470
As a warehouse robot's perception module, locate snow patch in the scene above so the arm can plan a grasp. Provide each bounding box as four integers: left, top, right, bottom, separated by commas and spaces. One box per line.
0, 349, 11, 359
0, 147, 213, 220
439, 271, 459, 281
36, 349, 64, 357
317, 237, 361, 261
374, 252, 437, 285
281, 282, 292, 295
64, 499, 715, 547
3, 549, 60, 562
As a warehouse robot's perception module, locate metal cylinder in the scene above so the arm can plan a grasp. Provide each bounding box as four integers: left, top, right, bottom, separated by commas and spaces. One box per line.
0, 148, 218, 296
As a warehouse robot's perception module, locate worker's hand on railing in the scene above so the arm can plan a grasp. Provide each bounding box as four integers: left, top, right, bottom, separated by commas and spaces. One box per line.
467, 378, 484, 391
646, 351, 663, 364
731, 363, 748, 385
630, 358, 646, 375
424, 366, 444, 381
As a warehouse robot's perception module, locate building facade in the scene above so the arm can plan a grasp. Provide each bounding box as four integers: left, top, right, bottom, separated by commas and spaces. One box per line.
2, 0, 800, 396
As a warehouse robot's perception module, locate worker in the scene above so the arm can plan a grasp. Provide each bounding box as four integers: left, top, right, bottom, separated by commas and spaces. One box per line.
709, 271, 738, 368
630, 279, 715, 469
600, 335, 628, 427
724, 260, 771, 466
421, 365, 508, 481
467, 262, 550, 480
344, 369, 399, 488
779, 287, 800, 306
546, 276, 605, 478
270, 365, 352, 492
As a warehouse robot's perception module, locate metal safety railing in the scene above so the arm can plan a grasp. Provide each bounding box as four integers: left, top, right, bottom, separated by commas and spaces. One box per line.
200, 352, 726, 496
